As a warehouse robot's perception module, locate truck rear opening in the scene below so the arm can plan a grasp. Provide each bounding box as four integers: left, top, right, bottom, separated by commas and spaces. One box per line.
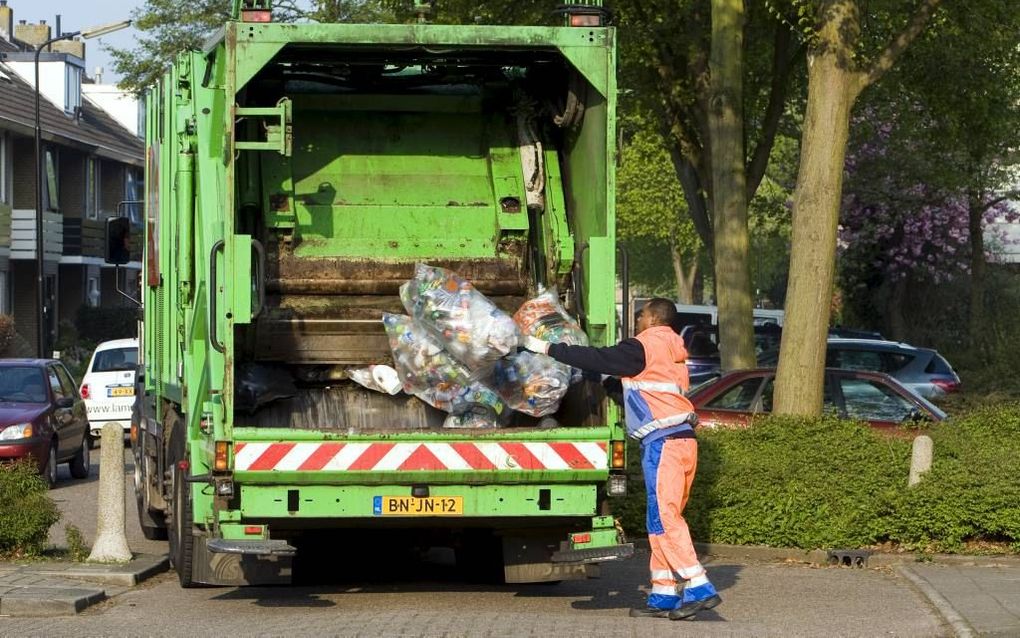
231, 44, 604, 431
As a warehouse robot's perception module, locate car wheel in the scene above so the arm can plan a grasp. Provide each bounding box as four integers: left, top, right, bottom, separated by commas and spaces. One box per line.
44, 442, 58, 488
69, 434, 91, 479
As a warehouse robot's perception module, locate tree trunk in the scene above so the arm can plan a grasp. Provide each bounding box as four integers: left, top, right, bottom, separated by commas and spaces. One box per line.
967, 189, 986, 350
885, 277, 908, 342
709, 0, 756, 371
773, 42, 859, 415
671, 242, 699, 304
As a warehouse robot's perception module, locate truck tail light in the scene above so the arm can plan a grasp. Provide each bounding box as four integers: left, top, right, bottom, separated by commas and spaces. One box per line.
611, 441, 625, 468
214, 440, 230, 471
80, 384, 90, 399
571, 532, 591, 544
241, 9, 272, 22
569, 13, 602, 27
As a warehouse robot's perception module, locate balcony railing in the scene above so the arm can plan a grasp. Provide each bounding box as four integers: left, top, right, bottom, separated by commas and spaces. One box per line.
11, 209, 63, 261
63, 218, 106, 258
0, 204, 10, 249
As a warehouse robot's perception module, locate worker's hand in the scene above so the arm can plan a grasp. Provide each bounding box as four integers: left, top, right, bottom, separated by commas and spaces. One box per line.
521, 336, 550, 354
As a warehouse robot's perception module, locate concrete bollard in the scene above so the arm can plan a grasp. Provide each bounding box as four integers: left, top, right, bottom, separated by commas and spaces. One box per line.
908, 434, 933, 487
87, 422, 133, 562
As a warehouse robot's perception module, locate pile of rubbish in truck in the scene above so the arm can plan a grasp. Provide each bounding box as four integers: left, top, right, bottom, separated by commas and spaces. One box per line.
356, 263, 587, 427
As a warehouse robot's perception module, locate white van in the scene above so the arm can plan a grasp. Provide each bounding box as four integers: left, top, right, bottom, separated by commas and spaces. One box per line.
80, 338, 139, 440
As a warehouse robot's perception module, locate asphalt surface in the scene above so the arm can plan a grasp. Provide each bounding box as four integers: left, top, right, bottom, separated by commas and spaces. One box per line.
3, 553, 948, 637
15, 445, 950, 637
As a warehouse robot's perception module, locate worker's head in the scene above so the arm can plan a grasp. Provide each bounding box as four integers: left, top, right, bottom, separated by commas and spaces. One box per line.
636, 298, 677, 334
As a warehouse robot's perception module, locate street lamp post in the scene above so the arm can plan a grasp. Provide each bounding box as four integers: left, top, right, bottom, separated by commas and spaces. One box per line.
33, 19, 131, 358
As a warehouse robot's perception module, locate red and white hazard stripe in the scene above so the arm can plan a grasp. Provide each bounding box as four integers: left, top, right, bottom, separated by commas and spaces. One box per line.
233, 441, 608, 472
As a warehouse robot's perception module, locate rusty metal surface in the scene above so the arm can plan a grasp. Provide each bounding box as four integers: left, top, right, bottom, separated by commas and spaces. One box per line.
267, 238, 529, 294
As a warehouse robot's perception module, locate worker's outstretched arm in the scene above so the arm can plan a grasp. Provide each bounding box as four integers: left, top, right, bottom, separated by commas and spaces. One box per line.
522, 336, 645, 378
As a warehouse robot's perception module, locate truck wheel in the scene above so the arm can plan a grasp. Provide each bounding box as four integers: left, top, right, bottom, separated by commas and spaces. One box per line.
68, 434, 91, 479
135, 453, 167, 540
167, 416, 196, 587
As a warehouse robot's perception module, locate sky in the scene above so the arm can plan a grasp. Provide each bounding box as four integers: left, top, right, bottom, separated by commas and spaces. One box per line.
22, 0, 145, 84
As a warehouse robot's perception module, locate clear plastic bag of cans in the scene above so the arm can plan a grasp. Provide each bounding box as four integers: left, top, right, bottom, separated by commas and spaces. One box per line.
382, 313, 506, 427
513, 287, 588, 383
513, 287, 588, 346
490, 351, 571, 418
400, 263, 519, 372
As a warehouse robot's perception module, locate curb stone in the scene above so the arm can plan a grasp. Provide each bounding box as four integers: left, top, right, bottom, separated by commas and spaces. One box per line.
895, 564, 976, 638
0, 586, 106, 617
27, 553, 170, 587
0, 553, 169, 617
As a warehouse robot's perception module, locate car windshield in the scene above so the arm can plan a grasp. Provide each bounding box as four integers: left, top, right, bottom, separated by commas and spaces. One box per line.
91, 347, 137, 372
0, 366, 48, 403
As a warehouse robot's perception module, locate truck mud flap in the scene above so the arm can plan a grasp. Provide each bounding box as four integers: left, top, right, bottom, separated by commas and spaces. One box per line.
551, 543, 635, 564
192, 535, 293, 586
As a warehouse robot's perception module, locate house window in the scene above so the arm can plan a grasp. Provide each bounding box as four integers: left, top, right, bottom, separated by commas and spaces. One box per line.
86, 276, 100, 308
65, 65, 82, 114
85, 158, 99, 220
126, 167, 143, 227
43, 148, 58, 212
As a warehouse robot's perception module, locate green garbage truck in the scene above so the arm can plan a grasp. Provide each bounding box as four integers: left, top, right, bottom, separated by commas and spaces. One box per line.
113, 0, 631, 587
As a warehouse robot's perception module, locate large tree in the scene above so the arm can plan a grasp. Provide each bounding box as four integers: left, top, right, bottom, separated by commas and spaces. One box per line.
617, 0, 804, 371
773, 0, 941, 416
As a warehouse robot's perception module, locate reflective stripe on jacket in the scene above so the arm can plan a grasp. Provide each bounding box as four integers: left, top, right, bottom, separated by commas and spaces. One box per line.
621, 326, 697, 441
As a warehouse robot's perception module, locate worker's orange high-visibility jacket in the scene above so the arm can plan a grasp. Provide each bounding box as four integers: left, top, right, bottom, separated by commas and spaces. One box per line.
621, 326, 697, 443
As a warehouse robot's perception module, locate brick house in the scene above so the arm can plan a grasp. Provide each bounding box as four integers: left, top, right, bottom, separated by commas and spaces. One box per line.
0, 3, 143, 356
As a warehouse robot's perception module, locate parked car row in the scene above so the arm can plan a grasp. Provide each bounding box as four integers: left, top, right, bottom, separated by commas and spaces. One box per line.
0, 338, 139, 487
677, 322, 960, 400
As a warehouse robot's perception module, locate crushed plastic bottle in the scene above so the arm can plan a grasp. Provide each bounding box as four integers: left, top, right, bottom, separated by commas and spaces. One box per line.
382, 313, 506, 427
400, 263, 519, 372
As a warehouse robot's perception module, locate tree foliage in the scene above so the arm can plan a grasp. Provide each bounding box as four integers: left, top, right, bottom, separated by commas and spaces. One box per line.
837, 1, 1020, 342
108, 0, 391, 93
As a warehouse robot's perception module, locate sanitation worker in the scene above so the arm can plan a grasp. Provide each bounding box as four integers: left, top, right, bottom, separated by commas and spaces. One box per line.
522, 297, 721, 620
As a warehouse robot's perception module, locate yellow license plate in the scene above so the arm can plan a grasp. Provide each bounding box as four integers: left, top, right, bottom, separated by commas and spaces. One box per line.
109, 387, 135, 397
373, 496, 463, 516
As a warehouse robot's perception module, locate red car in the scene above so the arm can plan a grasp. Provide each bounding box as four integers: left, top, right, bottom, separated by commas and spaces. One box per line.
0, 359, 91, 486
688, 368, 947, 431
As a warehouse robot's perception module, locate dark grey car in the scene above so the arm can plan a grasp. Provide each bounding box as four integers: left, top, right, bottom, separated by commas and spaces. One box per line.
760, 338, 960, 399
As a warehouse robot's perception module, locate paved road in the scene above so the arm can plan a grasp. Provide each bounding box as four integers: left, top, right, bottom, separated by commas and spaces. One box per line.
22, 447, 949, 637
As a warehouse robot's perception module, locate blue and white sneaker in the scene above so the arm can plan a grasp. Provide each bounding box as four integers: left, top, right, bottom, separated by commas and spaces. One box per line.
669, 581, 722, 620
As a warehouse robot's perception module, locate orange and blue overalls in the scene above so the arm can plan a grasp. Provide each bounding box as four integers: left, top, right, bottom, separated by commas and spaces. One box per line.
546, 325, 710, 610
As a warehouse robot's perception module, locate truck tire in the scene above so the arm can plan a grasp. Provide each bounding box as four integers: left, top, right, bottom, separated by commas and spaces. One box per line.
134, 451, 167, 540
166, 415, 196, 587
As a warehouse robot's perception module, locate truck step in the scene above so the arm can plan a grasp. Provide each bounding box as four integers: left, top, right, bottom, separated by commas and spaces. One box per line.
551, 543, 635, 564
206, 538, 297, 557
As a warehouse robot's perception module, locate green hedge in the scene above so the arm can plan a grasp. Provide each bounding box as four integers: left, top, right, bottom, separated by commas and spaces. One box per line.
0, 460, 61, 557
610, 405, 1020, 552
